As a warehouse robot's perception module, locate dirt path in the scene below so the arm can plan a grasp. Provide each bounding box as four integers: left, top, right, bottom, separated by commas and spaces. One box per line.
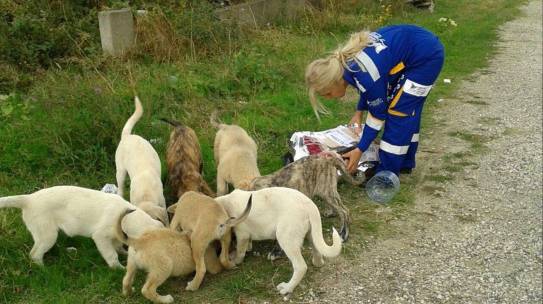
298, 1, 542, 303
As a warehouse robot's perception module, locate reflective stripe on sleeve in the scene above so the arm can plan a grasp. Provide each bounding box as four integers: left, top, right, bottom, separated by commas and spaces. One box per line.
411, 133, 419, 142
365, 113, 384, 131
403, 79, 433, 97
380, 140, 409, 155
355, 51, 381, 82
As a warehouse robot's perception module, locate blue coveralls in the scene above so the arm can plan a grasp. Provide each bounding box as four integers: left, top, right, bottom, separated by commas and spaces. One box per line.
343, 24, 445, 175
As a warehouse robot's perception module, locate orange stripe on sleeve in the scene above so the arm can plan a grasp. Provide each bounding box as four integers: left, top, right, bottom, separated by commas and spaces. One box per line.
389, 62, 405, 75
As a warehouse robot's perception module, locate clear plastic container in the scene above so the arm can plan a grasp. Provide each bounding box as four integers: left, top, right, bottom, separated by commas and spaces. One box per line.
101, 183, 118, 194
365, 170, 400, 204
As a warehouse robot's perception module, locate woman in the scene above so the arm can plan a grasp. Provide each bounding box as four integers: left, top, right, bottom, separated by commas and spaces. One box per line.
305, 24, 444, 176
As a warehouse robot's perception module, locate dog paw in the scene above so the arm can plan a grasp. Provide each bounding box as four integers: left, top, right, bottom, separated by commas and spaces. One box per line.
158, 294, 174, 304
267, 253, 279, 261
312, 255, 325, 267
339, 227, 349, 242
110, 262, 125, 270
276, 282, 293, 295
185, 280, 199, 291
276, 282, 287, 291
31, 258, 45, 266
234, 256, 245, 265
122, 286, 135, 296
267, 248, 285, 261
223, 261, 236, 270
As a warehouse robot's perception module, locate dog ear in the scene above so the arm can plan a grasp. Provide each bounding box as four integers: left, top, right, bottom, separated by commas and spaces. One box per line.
149, 206, 169, 227
167, 203, 178, 214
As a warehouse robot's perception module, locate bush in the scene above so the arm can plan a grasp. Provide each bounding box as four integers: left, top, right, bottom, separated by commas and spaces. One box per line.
0, 1, 105, 92
0, 1, 102, 70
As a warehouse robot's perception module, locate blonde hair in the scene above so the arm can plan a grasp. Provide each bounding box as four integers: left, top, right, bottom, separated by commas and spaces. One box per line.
305, 30, 371, 121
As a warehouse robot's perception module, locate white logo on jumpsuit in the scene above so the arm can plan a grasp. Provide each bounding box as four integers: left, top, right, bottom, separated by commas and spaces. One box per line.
368, 97, 384, 107
368, 32, 388, 54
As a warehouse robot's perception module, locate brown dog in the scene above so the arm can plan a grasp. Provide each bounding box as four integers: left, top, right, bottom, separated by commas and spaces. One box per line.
116, 210, 223, 303
167, 191, 252, 291
161, 118, 215, 199
211, 112, 261, 195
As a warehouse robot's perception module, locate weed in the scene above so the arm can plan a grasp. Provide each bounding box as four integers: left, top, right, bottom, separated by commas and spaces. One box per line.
465, 99, 490, 105
424, 174, 454, 183
447, 131, 495, 151
502, 127, 521, 136
477, 116, 501, 125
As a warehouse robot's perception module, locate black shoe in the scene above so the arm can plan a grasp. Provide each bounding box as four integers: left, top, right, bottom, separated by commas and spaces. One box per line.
357, 161, 378, 187
364, 167, 377, 180
364, 162, 379, 178
399, 168, 413, 175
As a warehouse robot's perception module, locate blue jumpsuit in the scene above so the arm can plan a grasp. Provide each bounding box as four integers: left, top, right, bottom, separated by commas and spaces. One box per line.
343, 24, 445, 175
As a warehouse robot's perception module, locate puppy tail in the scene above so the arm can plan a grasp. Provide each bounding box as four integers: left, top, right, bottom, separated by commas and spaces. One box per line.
0, 195, 28, 209
159, 118, 182, 128
308, 203, 342, 258
121, 96, 144, 138
115, 208, 137, 245
333, 156, 365, 186
225, 194, 252, 227
200, 181, 216, 198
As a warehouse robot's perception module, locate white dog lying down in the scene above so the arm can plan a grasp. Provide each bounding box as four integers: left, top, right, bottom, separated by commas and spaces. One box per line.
215, 187, 342, 295
115, 96, 169, 226
0, 186, 163, 268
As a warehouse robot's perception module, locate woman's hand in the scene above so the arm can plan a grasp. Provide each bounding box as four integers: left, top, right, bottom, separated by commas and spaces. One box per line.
349, 111, 363, 136
342, 148, 363, 174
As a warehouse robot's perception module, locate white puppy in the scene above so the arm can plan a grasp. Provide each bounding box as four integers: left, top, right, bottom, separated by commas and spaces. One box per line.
215, 187, 342, 295
0, 186, 163, 268
115, 96, 168, 225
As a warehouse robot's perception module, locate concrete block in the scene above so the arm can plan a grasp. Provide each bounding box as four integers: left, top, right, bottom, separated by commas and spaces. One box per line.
98, 8, 134, 56
215, 0, 306, 27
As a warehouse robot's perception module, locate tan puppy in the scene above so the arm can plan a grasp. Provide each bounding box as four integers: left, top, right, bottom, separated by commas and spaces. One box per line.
115, 96, 169, 226
211, 112, 261, 195
116, 210, 223, 304
160, 118, 215, 198
167, 191, 252, 291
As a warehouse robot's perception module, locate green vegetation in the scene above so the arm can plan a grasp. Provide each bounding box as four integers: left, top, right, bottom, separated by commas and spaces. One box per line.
0, 0, 527, 302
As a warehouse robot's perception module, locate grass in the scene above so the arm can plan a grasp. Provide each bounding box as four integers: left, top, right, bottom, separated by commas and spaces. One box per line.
0, 0, 529, 303
447, 131, 495, 151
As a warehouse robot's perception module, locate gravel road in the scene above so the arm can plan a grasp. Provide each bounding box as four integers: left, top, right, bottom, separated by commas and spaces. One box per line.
296, 1, 542, 303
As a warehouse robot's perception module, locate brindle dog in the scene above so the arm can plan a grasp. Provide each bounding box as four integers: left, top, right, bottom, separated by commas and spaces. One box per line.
161, 119, 215, 199
250, 152, 364, 241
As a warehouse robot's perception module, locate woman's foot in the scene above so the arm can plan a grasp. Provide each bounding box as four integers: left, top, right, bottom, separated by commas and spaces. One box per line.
399, 168, 413, 175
